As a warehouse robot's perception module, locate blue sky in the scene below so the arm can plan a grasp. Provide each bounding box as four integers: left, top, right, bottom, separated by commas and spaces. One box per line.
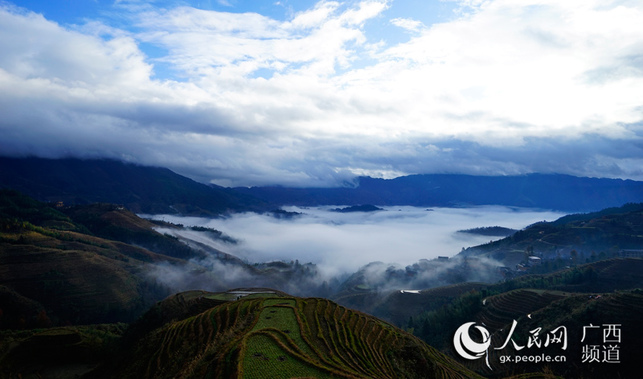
1, 0, 643, 187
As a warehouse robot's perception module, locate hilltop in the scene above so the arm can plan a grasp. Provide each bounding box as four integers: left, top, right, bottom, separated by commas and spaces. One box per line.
0, 189, 176, 327
1, 289, 487, 379
90, 289, 482, 379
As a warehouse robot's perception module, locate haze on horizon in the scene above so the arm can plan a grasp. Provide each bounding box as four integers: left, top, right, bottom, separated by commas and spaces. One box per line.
1, 0, 642, 187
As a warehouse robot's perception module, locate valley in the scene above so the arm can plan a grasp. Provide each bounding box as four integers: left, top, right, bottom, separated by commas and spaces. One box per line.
1, 159, 642, 378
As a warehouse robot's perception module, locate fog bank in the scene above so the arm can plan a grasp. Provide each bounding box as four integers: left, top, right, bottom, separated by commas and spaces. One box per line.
145, 206, 564, 277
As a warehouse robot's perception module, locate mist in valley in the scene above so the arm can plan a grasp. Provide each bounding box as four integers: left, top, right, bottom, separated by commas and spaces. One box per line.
141, 206, 564, 296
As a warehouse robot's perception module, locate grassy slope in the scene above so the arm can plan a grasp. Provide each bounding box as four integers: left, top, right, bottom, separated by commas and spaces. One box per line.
0, 217, 171, 327
62, 203, 207, 261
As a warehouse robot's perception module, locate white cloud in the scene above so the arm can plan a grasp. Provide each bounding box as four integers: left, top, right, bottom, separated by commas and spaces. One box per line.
390, 17, 425, 32
287, 1, 340, 28
134, 1, 385, 77
0, 9, 151, 87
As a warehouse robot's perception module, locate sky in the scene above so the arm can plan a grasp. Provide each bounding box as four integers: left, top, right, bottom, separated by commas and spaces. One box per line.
148, 205, 565, 276
1, 0, 643, 187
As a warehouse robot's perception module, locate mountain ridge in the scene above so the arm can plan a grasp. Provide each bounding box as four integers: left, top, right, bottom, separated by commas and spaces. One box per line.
0, 156, 266, 216
2, 157, 643, 214
237, 173, 643, 212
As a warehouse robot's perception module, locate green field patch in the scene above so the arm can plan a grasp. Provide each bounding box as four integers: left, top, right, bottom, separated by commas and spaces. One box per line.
243, 293, 281, 299
251, 301, 316, 358
252, 306, 298, 332
241, 333, 339, 379
263, 298, 296, 307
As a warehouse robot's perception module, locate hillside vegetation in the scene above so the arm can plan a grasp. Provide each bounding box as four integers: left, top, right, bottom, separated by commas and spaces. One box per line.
460, 202, 643, 268
0, 190, 177, 327
0, 190, 341, 328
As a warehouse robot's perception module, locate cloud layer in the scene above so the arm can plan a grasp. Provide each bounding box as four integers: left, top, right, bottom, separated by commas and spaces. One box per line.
1, 0, 643, 186
147, 206, 565, 276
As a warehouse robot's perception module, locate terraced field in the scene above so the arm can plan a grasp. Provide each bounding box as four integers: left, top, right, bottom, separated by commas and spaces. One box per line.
104, 295, 482, 379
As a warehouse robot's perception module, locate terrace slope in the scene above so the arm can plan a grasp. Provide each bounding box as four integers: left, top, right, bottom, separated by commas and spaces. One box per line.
471, 289, 643, 378
98, 292, 483, 379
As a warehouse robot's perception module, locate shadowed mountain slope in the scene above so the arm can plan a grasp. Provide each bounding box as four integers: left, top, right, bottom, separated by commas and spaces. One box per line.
0, 156, 266, 216
0, 190, 183, 327
455, 289, 643, 378
0, 190, 338, 328
3, 157, 642, 213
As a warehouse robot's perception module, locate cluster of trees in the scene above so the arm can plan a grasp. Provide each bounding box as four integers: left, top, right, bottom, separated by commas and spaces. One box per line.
407, 290, 484, 350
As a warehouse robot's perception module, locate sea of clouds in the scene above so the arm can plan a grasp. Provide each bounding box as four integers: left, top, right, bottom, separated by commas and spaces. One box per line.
145, 206, 565, 278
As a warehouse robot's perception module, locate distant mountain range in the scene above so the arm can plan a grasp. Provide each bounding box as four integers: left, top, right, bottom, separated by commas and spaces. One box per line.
1, 156, 642, 213
237, 173, 643, 212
